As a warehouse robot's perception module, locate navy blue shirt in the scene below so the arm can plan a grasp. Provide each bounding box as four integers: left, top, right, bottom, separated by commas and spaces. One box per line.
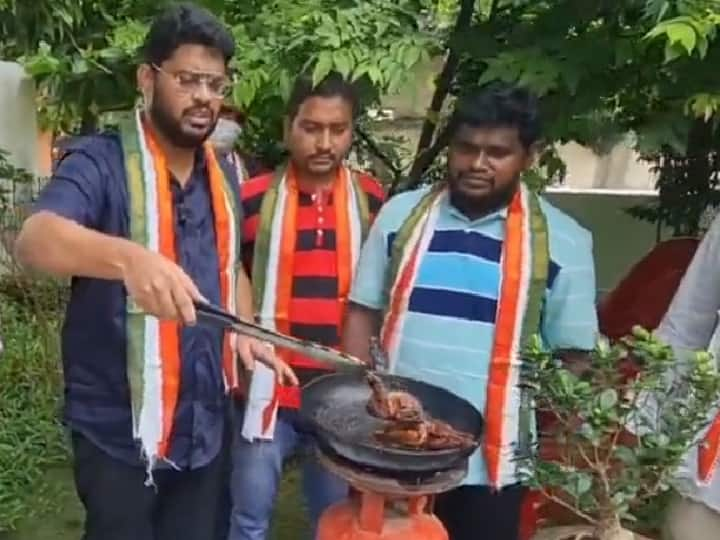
34, 133, 240, 470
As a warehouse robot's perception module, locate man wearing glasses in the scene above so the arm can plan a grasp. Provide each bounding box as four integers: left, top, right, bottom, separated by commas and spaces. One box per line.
14, 4, 295, 540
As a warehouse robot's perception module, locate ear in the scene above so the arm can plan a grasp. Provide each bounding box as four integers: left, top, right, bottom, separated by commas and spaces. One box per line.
137, 64, 153, 103
524, 142, 540, 170
282, 116, 291, 146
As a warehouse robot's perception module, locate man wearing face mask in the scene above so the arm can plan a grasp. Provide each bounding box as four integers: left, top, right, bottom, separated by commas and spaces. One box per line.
210, 105, 248, 183
14, 4, 296, 540
342, 83, 599, 540
228, 72, 386, 540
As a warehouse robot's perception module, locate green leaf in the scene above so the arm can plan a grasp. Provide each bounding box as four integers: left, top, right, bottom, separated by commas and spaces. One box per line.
352, 61, 371, 82
579, 422, 599, 445
615, 446, 637, 466
22, 54, 62, 77
277, 69, 292, 102
233, 79, 256, 108
695, 34, 709, 58
332, 50, 352, 79
666, 22, 697, 53
375, 19, 390, 36
576, 474, 592, 495
558, 370, 576, 395
367, 65, 383, 85
316, 25, 341, 49
71, 57, 89, 75
402, 46, 422, 69
478, 0, 494, 20
312, 51, 334, 86
564, 472, 593, 498
98, 47, 124, 61
599, 388, 618, 410
647, 19, 701, 61
58, 8, 74, 26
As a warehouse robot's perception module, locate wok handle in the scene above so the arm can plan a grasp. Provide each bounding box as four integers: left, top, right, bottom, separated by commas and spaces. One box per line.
194, 301, 368, 370
194, 301, 244, 327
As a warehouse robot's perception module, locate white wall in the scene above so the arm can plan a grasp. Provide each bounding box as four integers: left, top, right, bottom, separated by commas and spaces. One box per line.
544, 191, 669, 297
0, 61, 39, 204
0, 61, 38, 172
377, 57, 659, 193
555, 141, 657, 192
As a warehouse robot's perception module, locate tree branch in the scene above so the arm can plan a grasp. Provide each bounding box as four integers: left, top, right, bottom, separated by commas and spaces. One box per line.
401, 0, 478, 190
594, 443, 613, 510
574, 440, 597, 473
390, 124, 452, 195
354, 126, 403, 181
539, 487, 599, 526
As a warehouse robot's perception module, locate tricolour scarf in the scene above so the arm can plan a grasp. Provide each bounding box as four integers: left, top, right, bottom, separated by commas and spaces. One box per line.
380, 183, 549, 489
243, 164, 370, 439
119, 110, 241, 477
699, 413, 720, 483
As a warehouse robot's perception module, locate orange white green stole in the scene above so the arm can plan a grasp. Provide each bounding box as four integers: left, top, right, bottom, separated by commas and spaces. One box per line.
699, 411, 720, 484
119, 110, 241, 478
380, 183, 549, 489
241, 164, 371, 441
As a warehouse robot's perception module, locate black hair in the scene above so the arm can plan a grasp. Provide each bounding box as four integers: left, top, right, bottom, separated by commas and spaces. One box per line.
286, 72, 360, 120
448, 83, 541, 149
142, 2, 235, 66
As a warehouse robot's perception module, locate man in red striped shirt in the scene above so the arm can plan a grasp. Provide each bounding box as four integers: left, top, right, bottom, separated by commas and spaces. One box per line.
228, 72, 385, 540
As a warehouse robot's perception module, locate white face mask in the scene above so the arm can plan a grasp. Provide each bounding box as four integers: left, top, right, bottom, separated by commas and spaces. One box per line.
210, 117, 242, 153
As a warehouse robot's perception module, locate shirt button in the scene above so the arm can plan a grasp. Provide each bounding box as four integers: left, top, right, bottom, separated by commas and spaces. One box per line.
318, 216, 324, 224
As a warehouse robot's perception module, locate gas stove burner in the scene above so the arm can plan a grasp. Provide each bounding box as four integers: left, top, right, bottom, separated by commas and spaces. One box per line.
318, 443, 460, 481
316, 443, 467, 497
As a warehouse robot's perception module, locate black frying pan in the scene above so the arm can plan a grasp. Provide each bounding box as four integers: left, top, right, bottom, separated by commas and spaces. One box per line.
193, 302, 484, 473
299, 371, 484, 474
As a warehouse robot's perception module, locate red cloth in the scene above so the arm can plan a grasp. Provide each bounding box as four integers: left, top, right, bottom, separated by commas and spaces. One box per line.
598, 237, 699, 340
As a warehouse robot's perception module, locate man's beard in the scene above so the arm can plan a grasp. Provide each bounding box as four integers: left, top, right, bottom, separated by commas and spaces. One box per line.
149, 98, 216, 149
448, 173, 520, 219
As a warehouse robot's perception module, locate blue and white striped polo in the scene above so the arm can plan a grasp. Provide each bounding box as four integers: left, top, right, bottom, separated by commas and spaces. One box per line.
350, 185, 599, 486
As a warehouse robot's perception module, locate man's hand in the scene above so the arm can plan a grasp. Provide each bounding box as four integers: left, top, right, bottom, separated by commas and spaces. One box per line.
231, 333, 299, 386
120, 244, 203, 325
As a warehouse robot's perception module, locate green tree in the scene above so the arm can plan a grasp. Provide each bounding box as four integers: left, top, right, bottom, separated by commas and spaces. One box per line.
409, 0, 720, 228
0, 0, 439, 162
1, 0, 719, 204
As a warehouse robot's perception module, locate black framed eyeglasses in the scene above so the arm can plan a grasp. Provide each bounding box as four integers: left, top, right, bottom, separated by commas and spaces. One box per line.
151, 64, 231, 99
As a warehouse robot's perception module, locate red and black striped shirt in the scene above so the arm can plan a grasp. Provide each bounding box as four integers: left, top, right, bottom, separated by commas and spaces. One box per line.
241, 170, 385, 407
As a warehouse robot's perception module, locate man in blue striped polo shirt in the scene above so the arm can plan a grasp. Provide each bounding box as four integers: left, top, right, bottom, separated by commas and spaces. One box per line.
342, 83, 598, 540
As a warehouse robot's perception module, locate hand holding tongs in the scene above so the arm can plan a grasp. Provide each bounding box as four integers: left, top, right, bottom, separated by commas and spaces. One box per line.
194, 301, 370, 371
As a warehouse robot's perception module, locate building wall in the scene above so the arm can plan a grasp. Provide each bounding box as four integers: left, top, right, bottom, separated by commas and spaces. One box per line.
0, 61, 42, 207
544, 190, 670, 297
376, 58, 658, 193
0, 62, 39, 174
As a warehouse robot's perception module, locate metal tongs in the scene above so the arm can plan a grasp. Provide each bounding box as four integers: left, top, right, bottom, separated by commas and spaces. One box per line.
194, 301, 369, 371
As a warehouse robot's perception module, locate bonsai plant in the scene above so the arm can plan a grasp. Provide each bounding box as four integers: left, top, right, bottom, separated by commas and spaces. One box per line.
518, 327, 720, 540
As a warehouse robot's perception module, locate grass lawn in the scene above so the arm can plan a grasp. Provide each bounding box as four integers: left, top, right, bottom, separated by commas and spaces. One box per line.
2, 463, 308, 540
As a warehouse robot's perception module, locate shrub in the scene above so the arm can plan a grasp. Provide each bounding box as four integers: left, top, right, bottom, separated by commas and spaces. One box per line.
519, 328, 720, 540
0, 291, 67, 531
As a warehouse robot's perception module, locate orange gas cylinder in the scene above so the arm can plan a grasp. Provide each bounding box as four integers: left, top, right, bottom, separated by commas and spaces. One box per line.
317, 491, 447, 540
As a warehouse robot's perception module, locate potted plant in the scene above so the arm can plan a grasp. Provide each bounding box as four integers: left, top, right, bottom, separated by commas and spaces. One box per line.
519, 327, 720, 540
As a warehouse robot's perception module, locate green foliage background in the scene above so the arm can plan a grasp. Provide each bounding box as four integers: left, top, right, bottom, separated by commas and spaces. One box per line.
1, 0, 720, 532
0, 293, 67, 531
